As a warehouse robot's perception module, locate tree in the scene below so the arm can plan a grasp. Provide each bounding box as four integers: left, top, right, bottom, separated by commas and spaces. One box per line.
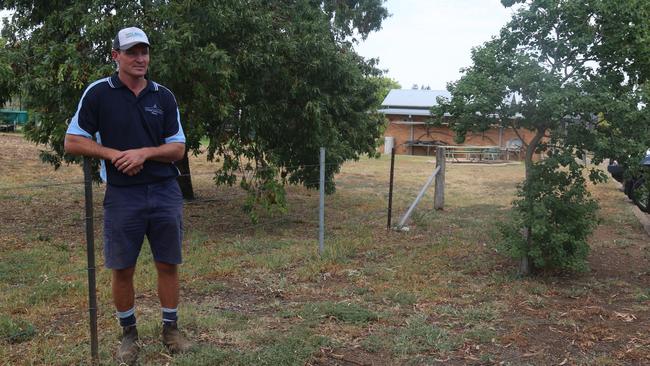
1, 0, 146, 171
370, 76, 400, 107
369, 76, 400, 136
432, 0, 650, 274
584, 0, 650, 180
586, 0, 650, 216
499, 0, 650, 172
1, 0, 389, 214
0, 36, 15, 106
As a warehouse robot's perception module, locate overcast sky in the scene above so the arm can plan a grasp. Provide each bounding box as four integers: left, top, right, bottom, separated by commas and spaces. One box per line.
0, 9, 10, 23
1, 2, 515, 91
355, 0, 517, 90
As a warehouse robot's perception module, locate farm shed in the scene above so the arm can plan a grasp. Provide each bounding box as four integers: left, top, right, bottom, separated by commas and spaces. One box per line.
378, 89, 536, 159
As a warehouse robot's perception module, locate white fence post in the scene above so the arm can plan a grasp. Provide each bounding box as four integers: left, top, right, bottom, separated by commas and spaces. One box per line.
434, 147, 445, 210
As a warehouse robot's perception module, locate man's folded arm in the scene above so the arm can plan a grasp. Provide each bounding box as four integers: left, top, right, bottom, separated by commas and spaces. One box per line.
64, 134, 120, 161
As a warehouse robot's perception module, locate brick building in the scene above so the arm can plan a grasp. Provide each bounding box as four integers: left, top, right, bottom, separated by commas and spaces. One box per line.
378, 89, 536, 159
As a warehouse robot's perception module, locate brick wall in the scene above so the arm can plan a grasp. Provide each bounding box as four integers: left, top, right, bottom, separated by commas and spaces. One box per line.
380, 114, 537, 158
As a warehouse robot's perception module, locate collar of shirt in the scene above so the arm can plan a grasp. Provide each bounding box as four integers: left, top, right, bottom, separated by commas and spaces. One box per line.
108, 72, 159, 95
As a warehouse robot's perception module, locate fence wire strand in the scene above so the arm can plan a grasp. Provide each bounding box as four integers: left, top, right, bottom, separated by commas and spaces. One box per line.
0, 171, 425, 237
0, 180, 85, 191
1, 140, 454, 366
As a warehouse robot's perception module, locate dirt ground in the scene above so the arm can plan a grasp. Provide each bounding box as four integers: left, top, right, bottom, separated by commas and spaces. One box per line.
1, 132, 649, 365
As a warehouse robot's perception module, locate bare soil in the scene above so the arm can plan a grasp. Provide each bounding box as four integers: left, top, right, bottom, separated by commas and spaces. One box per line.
1, 132, 649, 365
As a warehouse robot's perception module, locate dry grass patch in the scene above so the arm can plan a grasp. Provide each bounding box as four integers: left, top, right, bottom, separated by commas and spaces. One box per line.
1, 134, 650, 365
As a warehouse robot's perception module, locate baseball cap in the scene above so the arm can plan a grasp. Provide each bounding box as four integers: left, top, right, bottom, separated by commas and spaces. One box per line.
113, 27, 150, 50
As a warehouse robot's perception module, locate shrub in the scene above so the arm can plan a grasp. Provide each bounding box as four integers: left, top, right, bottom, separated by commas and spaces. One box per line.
500, 151, 599, 272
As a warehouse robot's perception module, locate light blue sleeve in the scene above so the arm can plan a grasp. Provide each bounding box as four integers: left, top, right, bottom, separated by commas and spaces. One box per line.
160, 85, 186, 144
66, 78, 108, 138
164, 106, 186, 144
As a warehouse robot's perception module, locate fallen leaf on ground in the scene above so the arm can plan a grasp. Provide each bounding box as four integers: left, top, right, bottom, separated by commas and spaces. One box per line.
614, 312, 637, 322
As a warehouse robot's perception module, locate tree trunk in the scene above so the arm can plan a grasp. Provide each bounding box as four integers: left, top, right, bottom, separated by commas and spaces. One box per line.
175, 149, 195, 200
519, 227, 532, 276
519, 129, 546, 276
519, 253, 530, 276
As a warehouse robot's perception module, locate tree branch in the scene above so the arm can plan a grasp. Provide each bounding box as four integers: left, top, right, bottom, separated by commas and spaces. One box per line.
510, 119, 528, 149
524, 128, 547, 180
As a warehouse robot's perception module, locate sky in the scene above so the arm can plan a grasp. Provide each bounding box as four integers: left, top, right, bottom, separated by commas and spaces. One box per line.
355, 0, 517, 90
1, 2, 515, 91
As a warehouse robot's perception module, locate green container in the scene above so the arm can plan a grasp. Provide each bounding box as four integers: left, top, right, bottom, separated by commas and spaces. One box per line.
0, 109, 29, 125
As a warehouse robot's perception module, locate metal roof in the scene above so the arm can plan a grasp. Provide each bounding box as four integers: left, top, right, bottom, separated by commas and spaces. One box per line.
381, 89, 451, 109
378, 108, 453, 117
378, 108, 432, 116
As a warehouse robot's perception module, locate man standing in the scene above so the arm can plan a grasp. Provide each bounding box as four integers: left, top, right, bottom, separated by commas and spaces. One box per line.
64, 27, 192, 364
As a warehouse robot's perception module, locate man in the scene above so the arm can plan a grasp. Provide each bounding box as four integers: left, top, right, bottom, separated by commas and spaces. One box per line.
64, 27, 192, 364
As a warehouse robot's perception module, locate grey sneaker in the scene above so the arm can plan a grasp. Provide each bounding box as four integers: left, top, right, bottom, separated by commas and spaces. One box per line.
116, 325, 139, 365
162, 321, 193, 354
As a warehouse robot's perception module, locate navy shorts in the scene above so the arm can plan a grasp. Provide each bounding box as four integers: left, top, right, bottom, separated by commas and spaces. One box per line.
103, 178, 183, 269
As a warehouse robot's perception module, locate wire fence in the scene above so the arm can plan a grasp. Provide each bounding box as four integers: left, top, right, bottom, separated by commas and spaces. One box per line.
0, 149, 446, 363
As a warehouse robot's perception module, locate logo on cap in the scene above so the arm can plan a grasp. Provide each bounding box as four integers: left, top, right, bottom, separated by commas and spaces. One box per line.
114, 27, 150, 50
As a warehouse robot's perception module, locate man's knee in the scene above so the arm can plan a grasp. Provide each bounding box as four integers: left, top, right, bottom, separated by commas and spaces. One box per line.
155, 261, 178, 276
113, 266, 136, 282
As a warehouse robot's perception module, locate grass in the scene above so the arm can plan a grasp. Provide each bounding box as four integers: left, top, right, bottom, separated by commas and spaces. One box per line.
635, 288, 650, 302
298, 301, 379, 324
0, 317, 36, 343
389, 314, 459, 355
2, 133, 650, 365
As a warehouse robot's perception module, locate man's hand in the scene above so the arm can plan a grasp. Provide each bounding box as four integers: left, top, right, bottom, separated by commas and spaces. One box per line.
110, 143, 184, 176
124, 165, 144, 176
112, 149, 148, 176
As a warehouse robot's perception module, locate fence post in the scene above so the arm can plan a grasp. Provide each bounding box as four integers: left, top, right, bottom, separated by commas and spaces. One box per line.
83, 158, 99, 364
387, 147, 395, 230
397, 165, 441, 228
434, 147, 445, 210
319, 148, 325, 255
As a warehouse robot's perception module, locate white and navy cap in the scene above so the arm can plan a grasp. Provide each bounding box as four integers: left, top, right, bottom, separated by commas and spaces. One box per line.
113, 27, 150, 50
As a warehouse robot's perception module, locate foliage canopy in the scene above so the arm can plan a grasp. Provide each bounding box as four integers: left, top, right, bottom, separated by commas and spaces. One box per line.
0, 36, 15, 106
434, 0, 650, 274
0, 0, 389, 212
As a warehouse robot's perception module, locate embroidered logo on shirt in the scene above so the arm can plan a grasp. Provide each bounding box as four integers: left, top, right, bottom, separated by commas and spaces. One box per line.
145, 104, 163, 116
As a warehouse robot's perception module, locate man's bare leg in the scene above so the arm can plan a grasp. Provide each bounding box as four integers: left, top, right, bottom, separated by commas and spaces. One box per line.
113, 267, 136, 311
155, 261, 179, 309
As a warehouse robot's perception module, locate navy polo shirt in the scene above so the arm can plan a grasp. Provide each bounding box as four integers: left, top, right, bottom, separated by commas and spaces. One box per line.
66, 73, 185, 186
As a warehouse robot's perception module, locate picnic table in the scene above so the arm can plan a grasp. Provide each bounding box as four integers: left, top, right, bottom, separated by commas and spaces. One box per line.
441, 145, 519, 162
440, 145, 503, 162
403, 141, 523, 161
0, 109, 28, 131
404, 140, 442, 156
